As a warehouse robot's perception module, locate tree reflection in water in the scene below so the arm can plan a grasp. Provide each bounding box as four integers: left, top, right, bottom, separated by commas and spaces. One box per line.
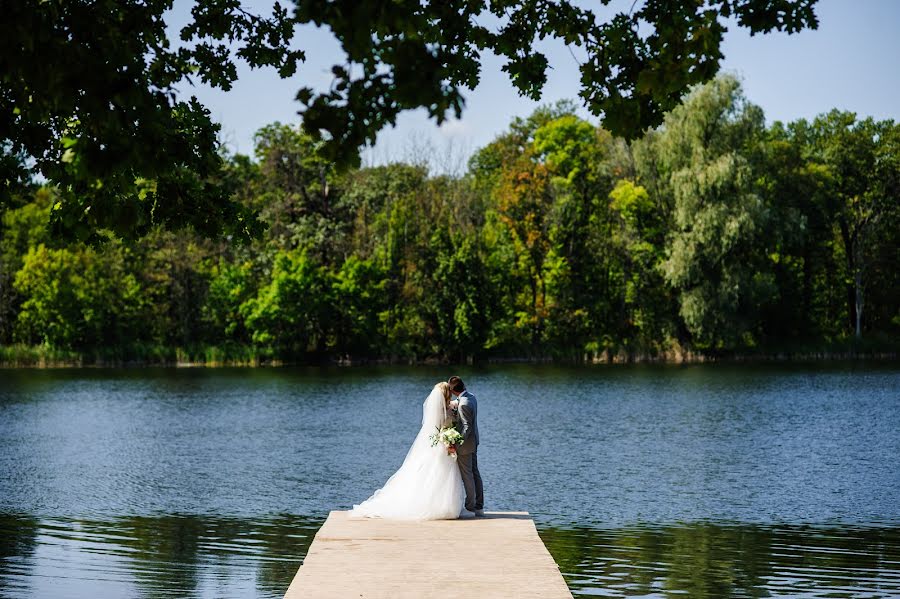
0, 513, 322, 599
539, 522, 900, 598
2, 515, 900, 598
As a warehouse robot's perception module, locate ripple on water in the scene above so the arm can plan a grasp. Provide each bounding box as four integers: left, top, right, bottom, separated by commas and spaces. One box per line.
539, 522, 900, 598
1, 364, 899, 597
0, 513, 321, 599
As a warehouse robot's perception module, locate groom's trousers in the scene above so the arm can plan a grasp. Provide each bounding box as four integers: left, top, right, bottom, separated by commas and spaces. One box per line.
457, 451, 484, 512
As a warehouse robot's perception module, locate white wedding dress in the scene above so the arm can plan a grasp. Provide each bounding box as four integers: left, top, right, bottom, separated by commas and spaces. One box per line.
350, 384, 464, 520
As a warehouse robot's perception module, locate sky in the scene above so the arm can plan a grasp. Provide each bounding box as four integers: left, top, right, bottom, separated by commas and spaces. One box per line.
167, 0, 900, 172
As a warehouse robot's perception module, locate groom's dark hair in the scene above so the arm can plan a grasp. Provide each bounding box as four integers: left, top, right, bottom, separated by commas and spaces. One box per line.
448, 376, 465, 393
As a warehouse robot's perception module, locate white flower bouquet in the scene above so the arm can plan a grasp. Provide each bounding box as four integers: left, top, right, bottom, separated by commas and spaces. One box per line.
429, 426, 464, 457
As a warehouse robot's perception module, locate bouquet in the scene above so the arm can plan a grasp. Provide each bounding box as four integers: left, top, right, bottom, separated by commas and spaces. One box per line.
429, 426, 464, 457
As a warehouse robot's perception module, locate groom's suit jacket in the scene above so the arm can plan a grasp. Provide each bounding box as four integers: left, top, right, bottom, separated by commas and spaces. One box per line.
455, 390, 479, 456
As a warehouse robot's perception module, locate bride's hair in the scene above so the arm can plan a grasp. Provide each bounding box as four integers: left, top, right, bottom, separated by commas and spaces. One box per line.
448, 376, 465, 393
435, 382, 451, 405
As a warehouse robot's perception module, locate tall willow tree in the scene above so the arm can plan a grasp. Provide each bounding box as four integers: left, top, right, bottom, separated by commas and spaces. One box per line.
656, 75, 772, 349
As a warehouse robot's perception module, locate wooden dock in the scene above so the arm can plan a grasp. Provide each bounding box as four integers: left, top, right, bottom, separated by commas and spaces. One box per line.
283, 511, 573, 598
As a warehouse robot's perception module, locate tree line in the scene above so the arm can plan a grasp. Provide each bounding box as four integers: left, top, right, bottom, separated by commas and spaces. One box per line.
1, 76, 897, 364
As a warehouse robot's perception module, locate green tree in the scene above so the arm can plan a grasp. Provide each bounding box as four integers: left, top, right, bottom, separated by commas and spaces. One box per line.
342, 164, 430, 260
656, 75, 772, 349
202, 258, 256, 345
1, 0, 290, 240
431, 234, 495, 363
13, 243, 145, 350
532, 114, 617, 356
240, 249, 331, 358
805, 111, 899, 338
493, 153, 554, 349
756, 119, 837, 342
136, 229, 218, 349
330, 256, 386, 358
0, 188, 53, 342
608, 179, 673, 351
2, 96, 897, 364
2, 0, 818, 241
251, 123, 349, 259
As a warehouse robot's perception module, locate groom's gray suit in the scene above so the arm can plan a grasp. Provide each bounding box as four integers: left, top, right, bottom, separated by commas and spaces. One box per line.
455, 389, 483, 513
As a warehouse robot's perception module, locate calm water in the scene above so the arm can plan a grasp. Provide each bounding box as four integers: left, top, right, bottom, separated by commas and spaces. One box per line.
1, 364, 898, 598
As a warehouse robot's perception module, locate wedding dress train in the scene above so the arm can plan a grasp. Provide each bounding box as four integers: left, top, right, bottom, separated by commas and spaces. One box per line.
350, 384, 464, 520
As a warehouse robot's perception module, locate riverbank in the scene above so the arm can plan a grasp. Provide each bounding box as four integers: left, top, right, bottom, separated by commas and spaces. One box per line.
1, 339, 897, 368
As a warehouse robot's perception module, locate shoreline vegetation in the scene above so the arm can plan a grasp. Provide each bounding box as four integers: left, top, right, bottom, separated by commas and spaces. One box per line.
2, 78, 898, 369
1, 340, 896, 368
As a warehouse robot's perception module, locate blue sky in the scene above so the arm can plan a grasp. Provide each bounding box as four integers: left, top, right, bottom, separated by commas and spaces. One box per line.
168, 0, 900, 171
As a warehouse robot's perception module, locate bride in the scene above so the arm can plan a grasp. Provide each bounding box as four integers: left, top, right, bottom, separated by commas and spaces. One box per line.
350, 382, 464, 520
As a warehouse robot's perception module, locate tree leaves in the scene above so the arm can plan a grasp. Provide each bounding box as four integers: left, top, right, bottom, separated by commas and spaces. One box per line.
1, 0, 819, 241
1, 76, 897, 361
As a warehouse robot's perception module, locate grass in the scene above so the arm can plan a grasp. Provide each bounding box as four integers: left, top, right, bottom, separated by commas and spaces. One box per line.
0, 343, 83, 367
0, 336, 896, 368
0, 342, 268, 367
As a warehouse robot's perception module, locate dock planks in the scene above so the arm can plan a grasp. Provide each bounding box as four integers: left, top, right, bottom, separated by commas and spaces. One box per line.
283, 510, 573, 598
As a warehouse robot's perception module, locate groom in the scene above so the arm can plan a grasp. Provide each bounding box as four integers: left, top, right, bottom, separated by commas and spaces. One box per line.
449, 376, 484, 517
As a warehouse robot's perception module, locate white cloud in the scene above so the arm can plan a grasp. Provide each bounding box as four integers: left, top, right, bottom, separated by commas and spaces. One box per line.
438, 118, 472, 138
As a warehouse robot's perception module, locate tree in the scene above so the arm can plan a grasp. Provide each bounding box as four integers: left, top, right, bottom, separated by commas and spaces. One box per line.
656, 75, 772, 349
2, 0, 819, 241
533, 114, 613, 354
1, 95, 898, 363
240, 249, 332, 357
493, 152, 554, 348
805, 112, 899, 338
136, 228, 218, 348
250, 123, 349, 259
330, 255, 386, 358
13, 243, 145, 350
0, 188, 53, 342
202, 258, 255, 345
755, 118, 836, 342
471, 103, 578, 351
431, 234, 495, 362
607, 178, 673, 350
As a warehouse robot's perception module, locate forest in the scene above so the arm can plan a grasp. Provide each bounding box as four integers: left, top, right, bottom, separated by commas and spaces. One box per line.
1, 76, 897, 365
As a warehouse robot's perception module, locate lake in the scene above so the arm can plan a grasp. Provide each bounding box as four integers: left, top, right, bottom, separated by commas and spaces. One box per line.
1, 363, 899, 598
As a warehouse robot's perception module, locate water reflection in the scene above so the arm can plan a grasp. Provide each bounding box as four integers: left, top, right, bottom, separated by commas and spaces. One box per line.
0, 513, 320, 598
540, 522, 900, 598
3, 514, 899, 598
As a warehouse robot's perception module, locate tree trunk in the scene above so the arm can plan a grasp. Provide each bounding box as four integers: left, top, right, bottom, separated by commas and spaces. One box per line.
801, 242, 813, 337
838, 219, 856, 335
855, 269, 863, 339
853, 232, 866, 339
846, 215, 872, 340
529, 275, 538, 349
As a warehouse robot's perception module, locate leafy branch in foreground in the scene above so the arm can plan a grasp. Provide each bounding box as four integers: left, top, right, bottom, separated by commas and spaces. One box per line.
1, 0, 818, 241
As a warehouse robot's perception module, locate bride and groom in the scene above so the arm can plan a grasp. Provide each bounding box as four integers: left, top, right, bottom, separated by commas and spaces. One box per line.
351, 376, 485, 520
